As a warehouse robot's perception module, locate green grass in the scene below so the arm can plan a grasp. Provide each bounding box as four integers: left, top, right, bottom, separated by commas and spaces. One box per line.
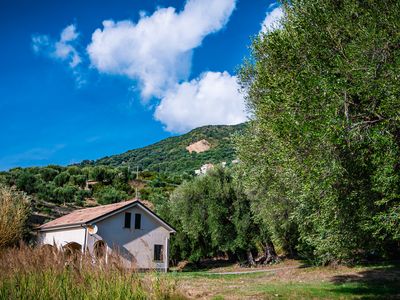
166, 262, 400, 299
168, 270, 273, 280
254, 280, 400, 299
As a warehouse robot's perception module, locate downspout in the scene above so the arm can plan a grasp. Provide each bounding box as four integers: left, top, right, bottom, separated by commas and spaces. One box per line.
82, 224, 88, 255
165, 236, 169, 272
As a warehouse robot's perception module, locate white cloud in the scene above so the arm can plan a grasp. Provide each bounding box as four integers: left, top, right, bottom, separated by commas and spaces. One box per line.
32, 24, 85, 86
32, 24, 82, 68
55, 25, 81, 68
154, 71, 247, 133
87, 0, 236, 99
261, 3, 284, 33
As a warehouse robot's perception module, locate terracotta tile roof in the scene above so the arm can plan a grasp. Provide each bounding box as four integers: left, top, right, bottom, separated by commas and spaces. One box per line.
40, 199, 138, 230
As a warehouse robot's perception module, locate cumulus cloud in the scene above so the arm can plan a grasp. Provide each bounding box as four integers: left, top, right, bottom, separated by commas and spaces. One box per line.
154, 71, 247, 133
32, 24, 82, 68
261, 3, 284, 33
87, 0, 236, 99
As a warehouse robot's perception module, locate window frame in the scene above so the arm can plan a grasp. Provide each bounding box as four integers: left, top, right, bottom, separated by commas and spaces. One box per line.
124, 212, 132, 228
153, 244, 164, 262
134, 213, 142, 229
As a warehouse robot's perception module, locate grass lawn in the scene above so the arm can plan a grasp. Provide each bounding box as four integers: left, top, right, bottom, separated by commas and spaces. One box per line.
165, 260, 400, 299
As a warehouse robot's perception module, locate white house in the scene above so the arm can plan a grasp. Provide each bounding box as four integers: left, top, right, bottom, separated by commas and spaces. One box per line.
37, 199, 176, 271
195, 163, 215, 175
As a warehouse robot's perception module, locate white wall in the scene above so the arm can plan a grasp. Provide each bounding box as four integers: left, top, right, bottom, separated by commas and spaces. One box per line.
93, 206, 171, 270
38, 227, 86, 250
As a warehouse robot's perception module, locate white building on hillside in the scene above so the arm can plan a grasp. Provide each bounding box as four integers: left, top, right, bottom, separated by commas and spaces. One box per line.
38, 199, 176, 271
195, 163, 214, 175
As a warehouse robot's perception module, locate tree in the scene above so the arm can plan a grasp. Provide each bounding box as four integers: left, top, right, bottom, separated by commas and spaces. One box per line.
54, 185, 78, 205
39, 167, 59, 182
167, 167, 272, 264
15, 171, 38, 194
238, 0, 400, 264
0, 185, 30, 248
93, 186, 128, 205
54, 172, 70, 187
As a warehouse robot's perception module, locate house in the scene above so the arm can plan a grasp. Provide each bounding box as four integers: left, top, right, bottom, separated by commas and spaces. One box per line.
194, 163, 214, 175
37, 199, 176, 271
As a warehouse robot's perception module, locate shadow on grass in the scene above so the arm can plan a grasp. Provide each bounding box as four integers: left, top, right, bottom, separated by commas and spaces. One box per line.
329, 263, 400, 299
179, 259, 235, 272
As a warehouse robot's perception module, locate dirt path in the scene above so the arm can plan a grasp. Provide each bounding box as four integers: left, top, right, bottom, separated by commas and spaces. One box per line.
206, 265, 301, 275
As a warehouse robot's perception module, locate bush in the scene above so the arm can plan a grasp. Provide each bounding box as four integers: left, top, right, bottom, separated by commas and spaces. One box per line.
94, 186, 129, 205
0, 185, 30, 248
54, 185, 78, 205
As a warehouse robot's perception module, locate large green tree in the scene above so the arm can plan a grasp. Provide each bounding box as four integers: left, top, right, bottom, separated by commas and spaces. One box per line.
238, 0, 400, 264
167, 167, 273, 264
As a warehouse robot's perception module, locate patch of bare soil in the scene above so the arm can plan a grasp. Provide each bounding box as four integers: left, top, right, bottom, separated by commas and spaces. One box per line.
186, 140, 211, 153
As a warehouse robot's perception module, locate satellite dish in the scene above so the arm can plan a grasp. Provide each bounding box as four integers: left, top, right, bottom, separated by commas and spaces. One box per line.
87, 224, 98, 235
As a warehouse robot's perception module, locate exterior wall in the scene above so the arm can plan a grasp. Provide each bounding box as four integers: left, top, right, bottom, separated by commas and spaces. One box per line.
38, 227, 86, 250
92, 206, 171, 270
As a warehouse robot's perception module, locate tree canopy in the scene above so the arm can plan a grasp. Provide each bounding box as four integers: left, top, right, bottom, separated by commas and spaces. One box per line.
237, 0, 400, 264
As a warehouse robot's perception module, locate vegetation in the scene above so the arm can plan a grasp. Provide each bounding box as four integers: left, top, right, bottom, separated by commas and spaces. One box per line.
237, 0, 400, 264
0, 245, 185, 300
82, 124, 244, 174
1, 0, 399, 285
0, 185, 30, 248
165, 167, 277, 265
0, 124, 242, 226
168, 261, 400, 299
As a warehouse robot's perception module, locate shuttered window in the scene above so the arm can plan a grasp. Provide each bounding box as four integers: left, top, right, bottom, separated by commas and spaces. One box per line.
134, 213, 141, 229
124, 212, 131, 228
154, 244, 163, 261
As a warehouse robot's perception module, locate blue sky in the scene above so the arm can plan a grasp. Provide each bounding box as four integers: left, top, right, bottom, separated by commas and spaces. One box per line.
0, 0, 282, 170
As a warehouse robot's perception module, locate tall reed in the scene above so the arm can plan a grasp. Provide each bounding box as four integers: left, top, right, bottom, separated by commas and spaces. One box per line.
0, 244, 185, 300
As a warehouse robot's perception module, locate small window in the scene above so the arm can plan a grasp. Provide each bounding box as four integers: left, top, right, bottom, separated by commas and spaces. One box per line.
154, 244, 164, 262
134, 213, 142, 229
124, 212, 131, 228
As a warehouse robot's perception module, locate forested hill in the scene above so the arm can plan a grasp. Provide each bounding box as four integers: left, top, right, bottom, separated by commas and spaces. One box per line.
80, 123, 245, 174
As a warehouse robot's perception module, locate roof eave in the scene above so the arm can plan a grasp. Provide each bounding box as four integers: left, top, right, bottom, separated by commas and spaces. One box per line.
38, 222, 85, 232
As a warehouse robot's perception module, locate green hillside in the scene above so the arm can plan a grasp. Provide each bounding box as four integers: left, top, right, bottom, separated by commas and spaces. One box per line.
81, 124, 245, 174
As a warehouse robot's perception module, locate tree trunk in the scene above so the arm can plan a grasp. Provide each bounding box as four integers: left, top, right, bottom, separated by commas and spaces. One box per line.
246, 250, 256, 267
256, 240, 279, 265
264, 240, 278, 264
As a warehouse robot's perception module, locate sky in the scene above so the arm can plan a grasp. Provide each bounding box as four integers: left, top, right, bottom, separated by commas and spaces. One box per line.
0, 0, 283, 171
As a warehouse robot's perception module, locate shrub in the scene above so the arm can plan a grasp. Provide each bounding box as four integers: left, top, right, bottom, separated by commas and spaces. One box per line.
0, 185, 30, 248
94, 186, 129, 205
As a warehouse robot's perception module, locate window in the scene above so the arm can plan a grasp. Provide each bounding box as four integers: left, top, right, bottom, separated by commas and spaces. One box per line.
154, 244, 164, 262
134, 213, 142, 229
124, 212, 131, 228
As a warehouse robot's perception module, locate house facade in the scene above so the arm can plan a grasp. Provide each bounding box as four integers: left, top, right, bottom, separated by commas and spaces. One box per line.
38, 199, 176, 271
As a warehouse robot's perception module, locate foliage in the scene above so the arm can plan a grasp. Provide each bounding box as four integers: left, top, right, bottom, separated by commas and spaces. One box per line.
237, 0, 400, 264
93, 185, 129, 205
167, 167, 261, 263
0, 185, 30, 248
82, 124, 244, 174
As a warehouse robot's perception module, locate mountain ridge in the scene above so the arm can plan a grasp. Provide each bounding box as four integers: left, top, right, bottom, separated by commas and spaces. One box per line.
80, 123, 245, 174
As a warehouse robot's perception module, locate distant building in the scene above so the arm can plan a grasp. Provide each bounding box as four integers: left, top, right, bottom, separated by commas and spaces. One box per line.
195, 163, 214, 175
38, 199, 176, 272
85, 180, 98, 190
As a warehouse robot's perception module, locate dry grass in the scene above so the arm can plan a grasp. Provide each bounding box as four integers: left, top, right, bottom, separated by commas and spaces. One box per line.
0, 185, 30, 248
0, 245, 186, 300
